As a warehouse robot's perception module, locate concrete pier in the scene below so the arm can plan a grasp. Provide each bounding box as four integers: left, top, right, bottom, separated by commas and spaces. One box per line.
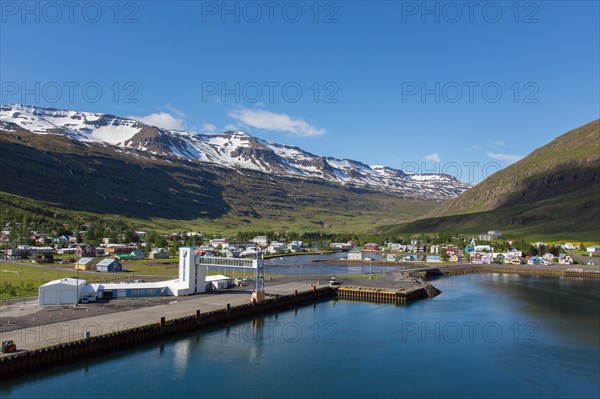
0, 278, 439, 378
0, 284, 335, 378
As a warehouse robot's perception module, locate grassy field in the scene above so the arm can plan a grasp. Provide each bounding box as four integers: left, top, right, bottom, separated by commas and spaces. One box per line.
0, 260, 281, 299
0, 263, 105, 299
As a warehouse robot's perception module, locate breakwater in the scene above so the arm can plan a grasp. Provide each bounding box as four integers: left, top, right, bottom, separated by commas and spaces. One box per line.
336, 284, 438, 303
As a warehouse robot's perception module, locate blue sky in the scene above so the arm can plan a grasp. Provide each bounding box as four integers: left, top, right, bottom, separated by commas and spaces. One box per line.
1, 1, 598, 183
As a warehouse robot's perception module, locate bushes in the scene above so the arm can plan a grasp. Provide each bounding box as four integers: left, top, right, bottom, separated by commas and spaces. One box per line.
0, 281, 37, 299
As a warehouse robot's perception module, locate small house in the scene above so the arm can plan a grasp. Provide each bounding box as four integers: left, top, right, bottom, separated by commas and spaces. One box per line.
251, 236, 269, 245
117, 249, 144, 260
74, 257, 95, 271
149, 248, 170, 259
586, 246, 600, 255
426, 255, 441, 263
363, 243, 380, 251
527, 256, 542, 265
104, 245, 137, 256
479, 230, 502, 241
387, 243, 405, 252
96, 258, 122, 272
267, 243, 286, 254
558, 254, 574, 265
221, 247, 241, 258
347, 250, 362, 260
288, 241, 303, 252
76, 245, 97, 258
542, 253, 555, 262
57, 247, 76, 255
472, 252, 492, 264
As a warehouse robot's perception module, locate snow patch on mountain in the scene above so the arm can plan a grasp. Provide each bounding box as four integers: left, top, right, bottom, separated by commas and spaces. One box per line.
0, 104, 471, 199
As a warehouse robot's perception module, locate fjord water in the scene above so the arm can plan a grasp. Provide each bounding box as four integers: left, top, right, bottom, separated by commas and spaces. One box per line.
2, 274, 599, 399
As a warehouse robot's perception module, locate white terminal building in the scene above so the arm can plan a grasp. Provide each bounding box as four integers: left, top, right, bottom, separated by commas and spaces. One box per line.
38, 247, 264, 305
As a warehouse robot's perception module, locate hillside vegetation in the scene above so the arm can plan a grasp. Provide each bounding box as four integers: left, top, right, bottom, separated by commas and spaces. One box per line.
384, 120, 600, 241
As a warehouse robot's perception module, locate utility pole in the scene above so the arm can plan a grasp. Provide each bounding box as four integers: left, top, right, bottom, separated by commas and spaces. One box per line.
74, 266, 79, 308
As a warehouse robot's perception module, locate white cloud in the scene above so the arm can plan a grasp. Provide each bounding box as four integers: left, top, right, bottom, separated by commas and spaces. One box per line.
486, 151, 523, 163
201, 123, 218, 133
423, 153, 441, 162
490, 140, 507, 148
128, 112, 185, 130
229, 108, 326, 137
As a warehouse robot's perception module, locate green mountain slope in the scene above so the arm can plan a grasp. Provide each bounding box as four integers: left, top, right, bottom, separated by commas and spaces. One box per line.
383, 119, 600, 240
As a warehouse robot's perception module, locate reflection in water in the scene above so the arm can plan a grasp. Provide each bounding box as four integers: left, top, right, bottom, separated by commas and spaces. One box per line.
172, 340, 192, 379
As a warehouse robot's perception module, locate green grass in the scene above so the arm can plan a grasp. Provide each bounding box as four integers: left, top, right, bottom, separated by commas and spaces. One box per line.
0, 189, 436, 235
0, 264, 101, 299
0, 261, 282, 299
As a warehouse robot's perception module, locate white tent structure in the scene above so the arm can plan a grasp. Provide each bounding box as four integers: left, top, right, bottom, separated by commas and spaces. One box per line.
38, 278, 86, 305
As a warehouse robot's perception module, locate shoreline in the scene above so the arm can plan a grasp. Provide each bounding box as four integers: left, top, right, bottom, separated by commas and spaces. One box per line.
315, 259, 600, 278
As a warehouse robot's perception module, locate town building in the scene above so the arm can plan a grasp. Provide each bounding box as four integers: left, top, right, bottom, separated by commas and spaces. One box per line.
96, 259, 123, 272
479, 230, 503, 241
363, 243, 380, 251
74, 257, 95, 271
149, 248, 170, 259
251, 236, 269, 246
38, 278, 87, 305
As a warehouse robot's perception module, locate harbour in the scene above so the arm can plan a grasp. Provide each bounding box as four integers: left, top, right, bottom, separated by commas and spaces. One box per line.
1, 273, 598, 399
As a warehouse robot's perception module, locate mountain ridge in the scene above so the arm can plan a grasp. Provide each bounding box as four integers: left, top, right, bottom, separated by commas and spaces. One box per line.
0, 104, 469, 200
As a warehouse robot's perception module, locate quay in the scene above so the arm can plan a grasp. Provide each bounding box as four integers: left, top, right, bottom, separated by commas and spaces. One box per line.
336, 284, 439, 302
0, 277, 436, 378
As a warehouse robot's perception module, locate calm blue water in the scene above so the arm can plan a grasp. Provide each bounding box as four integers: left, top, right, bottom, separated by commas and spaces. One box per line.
264, 253, 396, 275
2, 273, 599, 399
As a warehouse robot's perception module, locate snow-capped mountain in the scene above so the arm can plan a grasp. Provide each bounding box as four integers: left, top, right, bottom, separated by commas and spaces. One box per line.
0, 104, 470, 199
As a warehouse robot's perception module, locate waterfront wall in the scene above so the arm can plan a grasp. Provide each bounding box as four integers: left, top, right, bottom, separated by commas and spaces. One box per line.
336, 284, 437, 303
0, 287, 335, 378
